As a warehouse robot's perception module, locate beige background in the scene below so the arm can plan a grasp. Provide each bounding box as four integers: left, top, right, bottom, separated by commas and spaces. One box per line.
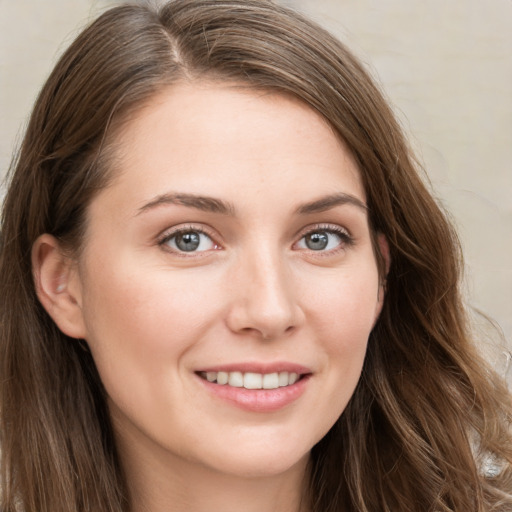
1, 0, 511, 378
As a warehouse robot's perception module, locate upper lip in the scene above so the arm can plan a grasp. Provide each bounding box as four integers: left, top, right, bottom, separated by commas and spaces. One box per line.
195, 362, 312, 375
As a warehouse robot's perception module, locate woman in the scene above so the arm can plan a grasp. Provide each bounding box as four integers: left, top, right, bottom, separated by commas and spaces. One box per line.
0, 1, 510, 511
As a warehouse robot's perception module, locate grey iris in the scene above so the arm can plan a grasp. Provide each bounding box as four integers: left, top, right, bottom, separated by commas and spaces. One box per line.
176, 232, 201, 251
305, 232, 328, 250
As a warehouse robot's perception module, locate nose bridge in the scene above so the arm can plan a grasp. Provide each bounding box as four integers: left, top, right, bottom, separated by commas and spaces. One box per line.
227, 241, 302, 339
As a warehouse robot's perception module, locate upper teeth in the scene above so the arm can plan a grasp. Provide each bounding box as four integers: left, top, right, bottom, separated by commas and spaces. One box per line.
202, 371, 299, 389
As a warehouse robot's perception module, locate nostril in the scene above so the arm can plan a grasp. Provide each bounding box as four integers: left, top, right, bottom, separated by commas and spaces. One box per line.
224, 280, 304, 339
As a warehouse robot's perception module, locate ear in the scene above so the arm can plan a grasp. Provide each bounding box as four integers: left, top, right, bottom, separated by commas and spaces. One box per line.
377, 233, 391, 279
374, 233, 391, 318
31, 234, 87, 339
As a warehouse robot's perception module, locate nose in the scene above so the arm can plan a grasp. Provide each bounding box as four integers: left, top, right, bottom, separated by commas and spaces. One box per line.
225, 248, 304, 340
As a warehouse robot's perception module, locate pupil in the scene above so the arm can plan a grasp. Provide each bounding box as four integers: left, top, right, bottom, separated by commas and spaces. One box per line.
176, 232, 200, 251
306, 232, 328, 250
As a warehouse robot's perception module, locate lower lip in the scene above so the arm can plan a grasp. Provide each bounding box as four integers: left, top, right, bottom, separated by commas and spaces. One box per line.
196, 374, 311, 413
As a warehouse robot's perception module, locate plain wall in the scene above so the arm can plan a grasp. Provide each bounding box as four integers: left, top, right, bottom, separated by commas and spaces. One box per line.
1, 0, 511, 379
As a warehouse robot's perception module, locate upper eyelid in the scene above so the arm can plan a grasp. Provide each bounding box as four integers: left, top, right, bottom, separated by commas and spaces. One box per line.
155, 224, 224, 258
157, 225, 221, 257
293, 224, 355, 252
295, 223, 352, 239
156, 222, 352, 248
157, 223, 219, 243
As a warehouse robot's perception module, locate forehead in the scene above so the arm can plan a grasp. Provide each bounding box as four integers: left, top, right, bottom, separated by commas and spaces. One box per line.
96, 81, 365, 217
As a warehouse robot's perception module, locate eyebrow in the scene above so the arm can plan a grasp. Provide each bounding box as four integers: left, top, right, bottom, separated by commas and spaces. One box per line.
137, 193, 235, 216
296, 193, 368, 215
137, 191, 367, 217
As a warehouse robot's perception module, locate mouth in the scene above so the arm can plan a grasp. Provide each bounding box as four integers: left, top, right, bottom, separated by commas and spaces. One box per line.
195, 365, 311, 412
197, 370, 303, 390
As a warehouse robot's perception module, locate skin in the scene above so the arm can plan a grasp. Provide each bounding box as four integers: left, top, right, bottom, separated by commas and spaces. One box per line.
33, 82, 387, 512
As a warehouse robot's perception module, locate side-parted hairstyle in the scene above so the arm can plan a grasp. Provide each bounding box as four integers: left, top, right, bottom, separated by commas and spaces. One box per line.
1, 1, 511, 510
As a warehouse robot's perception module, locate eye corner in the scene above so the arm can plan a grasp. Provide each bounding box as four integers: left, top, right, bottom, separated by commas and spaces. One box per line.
294, 223, 354, 254
157, 225, 222, 256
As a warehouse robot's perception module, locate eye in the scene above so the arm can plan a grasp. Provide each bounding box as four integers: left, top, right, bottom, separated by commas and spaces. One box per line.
160, 228, 218, 253
295, 226, 352, 252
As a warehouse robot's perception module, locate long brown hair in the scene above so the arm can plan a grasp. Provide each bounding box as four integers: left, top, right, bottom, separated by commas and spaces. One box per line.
1, 1, 510, 510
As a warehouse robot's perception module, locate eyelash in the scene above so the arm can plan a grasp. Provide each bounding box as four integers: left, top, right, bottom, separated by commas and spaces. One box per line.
295, 224, 354, 255
158, 225, 220, 256
157, 223, 354, 256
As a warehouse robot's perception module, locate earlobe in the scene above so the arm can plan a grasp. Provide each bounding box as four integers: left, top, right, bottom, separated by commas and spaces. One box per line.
31, 234, 87, 339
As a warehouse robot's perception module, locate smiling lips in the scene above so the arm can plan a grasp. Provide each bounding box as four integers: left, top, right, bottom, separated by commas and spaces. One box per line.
199, 370, 300, 389
196, 365, 311, 412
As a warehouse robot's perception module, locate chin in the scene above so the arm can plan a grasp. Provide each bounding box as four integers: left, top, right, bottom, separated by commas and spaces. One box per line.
192, 433, 313, 479
211, 450, 310, 480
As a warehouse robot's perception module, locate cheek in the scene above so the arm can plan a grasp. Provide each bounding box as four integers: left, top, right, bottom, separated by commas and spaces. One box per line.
83, 255, 213, 331
79, 258, 224, 386
306, 262, 380, 343
78, 260, 227, 435
304, 264, 379, 411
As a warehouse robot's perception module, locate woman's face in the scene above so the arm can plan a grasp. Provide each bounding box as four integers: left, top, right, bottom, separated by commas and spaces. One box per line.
70, 82, 384, 478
